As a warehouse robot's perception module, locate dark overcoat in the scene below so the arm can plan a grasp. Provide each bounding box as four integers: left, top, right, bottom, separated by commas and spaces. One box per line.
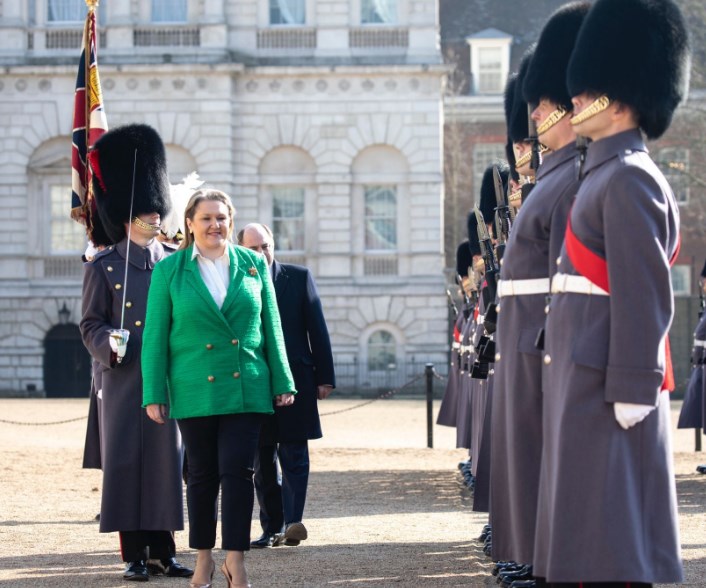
82, 360, 103, 470
268, 261, 335, 442
678, 312, 706, 429
437, 310, 466, 427
80, 238, 184, 534
455, 304, 477, 449
535, 129, 683, 583
489, 143, 578, 564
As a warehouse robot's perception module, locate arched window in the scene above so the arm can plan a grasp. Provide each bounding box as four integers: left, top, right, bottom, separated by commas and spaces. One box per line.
352, 145, 408, 276
259, 146, 317, 264
367, 329, 397, 371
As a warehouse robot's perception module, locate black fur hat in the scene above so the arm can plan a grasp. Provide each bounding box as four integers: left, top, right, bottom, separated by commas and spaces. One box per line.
466, 214, 482, 256
508, 47, 535, 143
479, 161, 510, 225
88, 124, 171, 244
523, 2, 591, 111
503, 76, 520, 181
567, 0, 690, 139
456, 240, 474, 277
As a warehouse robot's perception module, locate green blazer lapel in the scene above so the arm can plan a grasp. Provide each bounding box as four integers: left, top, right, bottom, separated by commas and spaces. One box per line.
220, 244, 246, 316
183, 248, 230, 325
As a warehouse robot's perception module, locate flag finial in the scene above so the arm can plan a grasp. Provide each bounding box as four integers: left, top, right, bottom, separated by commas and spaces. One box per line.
85, 0, 99, 9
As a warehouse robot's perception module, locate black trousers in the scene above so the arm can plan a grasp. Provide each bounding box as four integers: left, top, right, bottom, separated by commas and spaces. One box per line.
254, 440, 310, 533
119, 530, 175, 562
177, 413, 262, 551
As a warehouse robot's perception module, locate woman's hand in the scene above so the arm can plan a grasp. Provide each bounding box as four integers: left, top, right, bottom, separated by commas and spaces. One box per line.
146, 403, 167, 424
275, 393, 295, 407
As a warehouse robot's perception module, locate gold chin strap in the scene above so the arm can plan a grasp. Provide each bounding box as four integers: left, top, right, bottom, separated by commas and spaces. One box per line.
536, 106, 568, 135
132, 216, 160, 231
570, 95, 611, 126
508, 189, 523, 207
515, 150, 532, 169
515, 144, 549, 169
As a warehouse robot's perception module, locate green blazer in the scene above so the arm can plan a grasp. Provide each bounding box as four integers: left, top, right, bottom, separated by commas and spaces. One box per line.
141, 243, 295, 419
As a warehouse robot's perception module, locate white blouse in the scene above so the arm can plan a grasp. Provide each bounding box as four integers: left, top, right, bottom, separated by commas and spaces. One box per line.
191, 244, 231, 309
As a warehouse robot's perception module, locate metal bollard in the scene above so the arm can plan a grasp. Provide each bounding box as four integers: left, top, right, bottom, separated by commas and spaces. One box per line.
696, 428, 702, 452
425, 363, 434, 448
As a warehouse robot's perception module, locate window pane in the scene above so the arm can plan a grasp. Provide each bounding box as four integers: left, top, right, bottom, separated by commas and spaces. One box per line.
477, 46, 503, 93
361, 0, 397, 24
368, 330, 396, 371
671, 265, 691, 296
365, 186, 396, 250
51, 185, 86, 253
152, 0, 187, 23
270, 0, 306, 25
47, 0, 84, 22
272, 187, 305, 251
656, 147, 690, 204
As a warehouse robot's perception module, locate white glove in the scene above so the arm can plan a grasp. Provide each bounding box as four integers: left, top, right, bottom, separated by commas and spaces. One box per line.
613, 402, 656, 430
108, 329, 130, 362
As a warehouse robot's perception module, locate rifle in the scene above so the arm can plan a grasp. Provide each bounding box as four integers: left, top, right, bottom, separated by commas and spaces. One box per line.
492, 165, 511, 262
446, 288, 458, 318
699, 277, 705, 319
475, 206, 499, 334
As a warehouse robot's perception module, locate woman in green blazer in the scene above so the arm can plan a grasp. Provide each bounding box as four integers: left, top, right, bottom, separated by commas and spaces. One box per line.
142, 189, 295, 588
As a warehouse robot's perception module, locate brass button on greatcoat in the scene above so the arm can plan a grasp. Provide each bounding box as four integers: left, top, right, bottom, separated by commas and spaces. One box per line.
207, 375, 215, 383
134, 320, 142, 327
107, 266, 113, 272
543, 354, 552, 365
233, 372, 241, 379
125, 301, 133, 308
115, 283, 122, 290
206, 344, 213, 350
231, 339, 239, 345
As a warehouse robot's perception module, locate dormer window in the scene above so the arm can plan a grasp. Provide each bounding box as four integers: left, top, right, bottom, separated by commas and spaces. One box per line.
466, 29, 512, 95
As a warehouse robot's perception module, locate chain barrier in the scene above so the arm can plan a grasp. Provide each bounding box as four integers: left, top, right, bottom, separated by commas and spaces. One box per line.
320, 372, 427, 416
0, 368, 442, 424
0, 415, 88, 426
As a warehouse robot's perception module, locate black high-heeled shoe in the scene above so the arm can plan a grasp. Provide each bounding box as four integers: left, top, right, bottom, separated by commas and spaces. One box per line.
189, 560, 215, 588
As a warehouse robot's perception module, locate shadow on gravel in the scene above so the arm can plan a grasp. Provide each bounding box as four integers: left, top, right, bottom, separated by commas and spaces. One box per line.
305, 470, 474, 519
675, 472, 706, 515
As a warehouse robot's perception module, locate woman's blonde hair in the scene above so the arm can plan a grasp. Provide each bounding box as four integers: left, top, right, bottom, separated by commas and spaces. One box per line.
179, 189, 236, 250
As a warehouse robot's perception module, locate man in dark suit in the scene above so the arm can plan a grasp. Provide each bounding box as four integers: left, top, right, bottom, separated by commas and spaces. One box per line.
238, 223, 335, 548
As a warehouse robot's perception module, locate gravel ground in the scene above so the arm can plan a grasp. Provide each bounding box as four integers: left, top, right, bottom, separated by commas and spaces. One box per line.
0, 397, 703, 587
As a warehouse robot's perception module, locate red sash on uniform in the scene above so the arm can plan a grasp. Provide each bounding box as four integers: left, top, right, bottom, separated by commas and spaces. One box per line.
565, 215, 680, 392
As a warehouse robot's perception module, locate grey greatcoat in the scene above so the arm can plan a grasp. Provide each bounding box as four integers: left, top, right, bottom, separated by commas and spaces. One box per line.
436, 309, 466, 427
470, 289, 492, 512
678, 312, 706, 429
535, 129, 683, 583
489, 143, 578, 564
455, 305, 477, 449
80, 238, 184, 534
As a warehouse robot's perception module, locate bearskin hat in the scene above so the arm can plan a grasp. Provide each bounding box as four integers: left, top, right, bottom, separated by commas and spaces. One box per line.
479, 161, 510, 225
456, 240, 474, 277
88, 124, 171, 244
523, 1, 591, 111
508, 47, 535, 144
466, 213, 482, 257
567, 0, 690, 139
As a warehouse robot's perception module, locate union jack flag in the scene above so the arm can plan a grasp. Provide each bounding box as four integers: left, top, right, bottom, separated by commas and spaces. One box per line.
70, 6, 108, 238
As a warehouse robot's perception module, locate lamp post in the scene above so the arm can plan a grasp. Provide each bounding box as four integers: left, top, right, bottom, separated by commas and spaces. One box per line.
58, 302, 71, 325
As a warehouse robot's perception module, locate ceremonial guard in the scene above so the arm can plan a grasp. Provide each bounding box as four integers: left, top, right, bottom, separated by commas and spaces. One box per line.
80, 124, 191, 581
489, 3, 589, 581
535, 0, 689, 584
470, 162, 509, 516
677, 312, 706, 432
437, 240, 476, 430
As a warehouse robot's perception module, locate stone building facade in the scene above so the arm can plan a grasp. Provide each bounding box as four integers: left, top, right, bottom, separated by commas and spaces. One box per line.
0, 0, 447, 396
